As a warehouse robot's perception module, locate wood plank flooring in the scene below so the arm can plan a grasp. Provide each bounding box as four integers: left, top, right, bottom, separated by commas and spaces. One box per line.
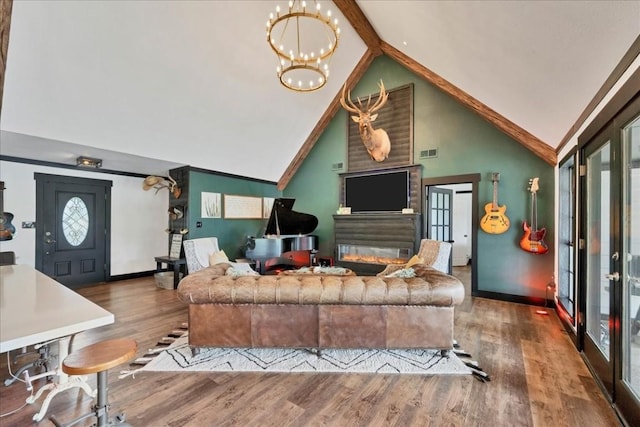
0, 272, 622, 426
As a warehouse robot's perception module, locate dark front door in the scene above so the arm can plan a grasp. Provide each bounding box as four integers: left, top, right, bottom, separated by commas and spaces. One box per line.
35, 174, 111, 288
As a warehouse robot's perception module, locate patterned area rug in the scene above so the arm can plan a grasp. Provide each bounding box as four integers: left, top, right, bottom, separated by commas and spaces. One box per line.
125, 328, 487, 379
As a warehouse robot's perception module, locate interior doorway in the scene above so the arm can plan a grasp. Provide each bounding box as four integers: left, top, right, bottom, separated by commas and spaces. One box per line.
422, 174, 480, 296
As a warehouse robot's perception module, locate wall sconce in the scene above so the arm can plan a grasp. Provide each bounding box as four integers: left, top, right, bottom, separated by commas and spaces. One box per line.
76, 156, 102, 168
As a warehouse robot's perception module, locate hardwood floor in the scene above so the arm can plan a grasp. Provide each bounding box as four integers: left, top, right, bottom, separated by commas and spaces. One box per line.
0, 274, 622, 426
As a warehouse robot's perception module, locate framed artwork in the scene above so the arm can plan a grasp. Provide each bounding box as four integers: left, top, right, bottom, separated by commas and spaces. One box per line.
169, 234, 183, 258
201, 192, 221, 218
224, 194, 262, 219
263, 197, 275, 218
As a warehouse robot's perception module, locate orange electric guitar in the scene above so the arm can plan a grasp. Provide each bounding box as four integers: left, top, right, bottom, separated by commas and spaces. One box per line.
519, 177, 548, 254
480, 172, 510, 234
0, 181, 16, 241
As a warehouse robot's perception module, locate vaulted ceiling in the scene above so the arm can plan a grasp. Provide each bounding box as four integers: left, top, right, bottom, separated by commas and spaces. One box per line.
1, 1, 638, 187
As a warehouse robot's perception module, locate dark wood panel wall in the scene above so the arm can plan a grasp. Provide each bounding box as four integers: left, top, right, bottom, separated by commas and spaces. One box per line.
168, 166, 189, 255
0, 0, 13, 117
333, 213, 421, 274
346, 83, 414, 172
333, 213, 421, 253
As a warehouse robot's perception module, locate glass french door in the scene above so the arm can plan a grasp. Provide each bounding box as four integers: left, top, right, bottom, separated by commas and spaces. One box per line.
427, 186, 453, 242
558, 155, 576, 328
617, 111, 640, 423
426, 186, 453, 275
581, 97, 640, 425
583, 130, 614, 394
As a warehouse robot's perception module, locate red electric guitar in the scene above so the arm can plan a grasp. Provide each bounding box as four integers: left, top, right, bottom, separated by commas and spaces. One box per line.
519, 177, 548, 254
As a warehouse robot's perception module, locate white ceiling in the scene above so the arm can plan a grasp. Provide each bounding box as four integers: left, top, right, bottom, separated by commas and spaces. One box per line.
1, 1, 639, 182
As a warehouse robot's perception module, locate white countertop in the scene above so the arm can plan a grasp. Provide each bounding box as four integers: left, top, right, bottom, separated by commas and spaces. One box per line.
0, 264, 114, 353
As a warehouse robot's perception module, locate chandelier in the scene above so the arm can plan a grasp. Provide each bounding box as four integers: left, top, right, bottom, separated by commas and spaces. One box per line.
266, 0, 340, 92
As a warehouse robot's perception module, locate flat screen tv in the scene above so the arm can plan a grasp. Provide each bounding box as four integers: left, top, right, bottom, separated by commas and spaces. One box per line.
344, 170, 409, 213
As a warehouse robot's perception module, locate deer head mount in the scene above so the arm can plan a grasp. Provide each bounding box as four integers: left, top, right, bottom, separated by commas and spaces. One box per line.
340, 80, 391, 162
142, 174, 181, 199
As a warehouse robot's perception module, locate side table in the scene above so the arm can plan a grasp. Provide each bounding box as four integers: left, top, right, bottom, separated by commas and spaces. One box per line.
154, 256, 187, 289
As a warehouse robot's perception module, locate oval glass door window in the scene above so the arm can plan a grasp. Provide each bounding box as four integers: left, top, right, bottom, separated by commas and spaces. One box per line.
62, 197, 89, 246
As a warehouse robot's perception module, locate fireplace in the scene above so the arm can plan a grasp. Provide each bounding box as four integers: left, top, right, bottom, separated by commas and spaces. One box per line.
333, 213, 421, 275
337, 244, 411, 266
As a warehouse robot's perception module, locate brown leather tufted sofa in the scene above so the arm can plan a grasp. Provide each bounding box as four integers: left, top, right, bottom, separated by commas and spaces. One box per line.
177, 263, 464, 353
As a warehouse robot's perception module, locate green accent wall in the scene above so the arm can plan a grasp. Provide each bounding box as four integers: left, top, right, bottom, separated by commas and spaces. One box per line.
187, 170, 280, 260
284, 55, 555, 299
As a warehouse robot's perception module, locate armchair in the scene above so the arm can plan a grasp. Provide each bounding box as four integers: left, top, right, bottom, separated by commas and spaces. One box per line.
377, 239, 452, 276
183, 237, 220, 274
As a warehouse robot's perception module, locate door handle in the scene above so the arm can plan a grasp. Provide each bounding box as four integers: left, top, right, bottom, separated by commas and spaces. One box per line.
44, 231, 56, 244
605, 272, 620, 281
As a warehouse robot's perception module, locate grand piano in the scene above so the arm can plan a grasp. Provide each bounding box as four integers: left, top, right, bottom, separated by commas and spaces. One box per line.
244, 198, 319, 273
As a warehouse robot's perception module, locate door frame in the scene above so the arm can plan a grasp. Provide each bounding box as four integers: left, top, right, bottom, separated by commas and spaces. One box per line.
557, 150, 579, 347
422, 173, 480, 295
34, 173, 112, 284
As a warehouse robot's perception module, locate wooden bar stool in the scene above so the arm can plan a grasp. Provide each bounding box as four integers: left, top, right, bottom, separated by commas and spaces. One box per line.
50, 338, 137, 427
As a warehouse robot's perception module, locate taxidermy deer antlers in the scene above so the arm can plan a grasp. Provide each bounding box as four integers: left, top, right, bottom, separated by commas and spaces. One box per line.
340, 80, 391, 162
142, 174, 181, 198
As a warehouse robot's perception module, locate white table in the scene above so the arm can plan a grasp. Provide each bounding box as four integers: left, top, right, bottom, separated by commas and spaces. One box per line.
0, 264, 115, 421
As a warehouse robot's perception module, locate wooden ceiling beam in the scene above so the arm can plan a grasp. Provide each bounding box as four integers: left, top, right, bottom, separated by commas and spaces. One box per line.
333, 0, 382, 55
381, 41, 556, 166
0, 0, 13, 117
279, 1, 556, 189
278, 48, 376, 190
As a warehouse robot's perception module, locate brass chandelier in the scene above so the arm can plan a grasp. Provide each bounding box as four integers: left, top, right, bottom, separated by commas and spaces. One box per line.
266, 0, 340, 92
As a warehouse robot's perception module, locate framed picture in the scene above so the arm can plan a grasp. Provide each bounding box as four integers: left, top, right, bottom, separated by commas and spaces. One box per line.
169, 234, 183, 258
223, 194, 262, 219
263, 197, 275, 218
201, 192, 221, 218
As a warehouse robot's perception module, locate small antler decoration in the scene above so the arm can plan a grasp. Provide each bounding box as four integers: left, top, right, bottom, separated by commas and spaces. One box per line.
142, 174, 181, 198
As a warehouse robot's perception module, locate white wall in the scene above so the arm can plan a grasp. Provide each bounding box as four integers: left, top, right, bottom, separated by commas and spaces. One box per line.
451, 192, 472, 266
558, 54, 640, 160
0, 160, 168, 275
554, 54, 640, 286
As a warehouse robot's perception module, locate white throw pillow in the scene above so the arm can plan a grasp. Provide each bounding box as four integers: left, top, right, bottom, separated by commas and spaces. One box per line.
208, 250, 229, 266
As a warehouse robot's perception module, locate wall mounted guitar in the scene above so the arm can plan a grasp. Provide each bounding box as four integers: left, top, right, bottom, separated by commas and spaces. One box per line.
519, 177, 548, 254
0, 181, 16, 241
480, 172, 510, 234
